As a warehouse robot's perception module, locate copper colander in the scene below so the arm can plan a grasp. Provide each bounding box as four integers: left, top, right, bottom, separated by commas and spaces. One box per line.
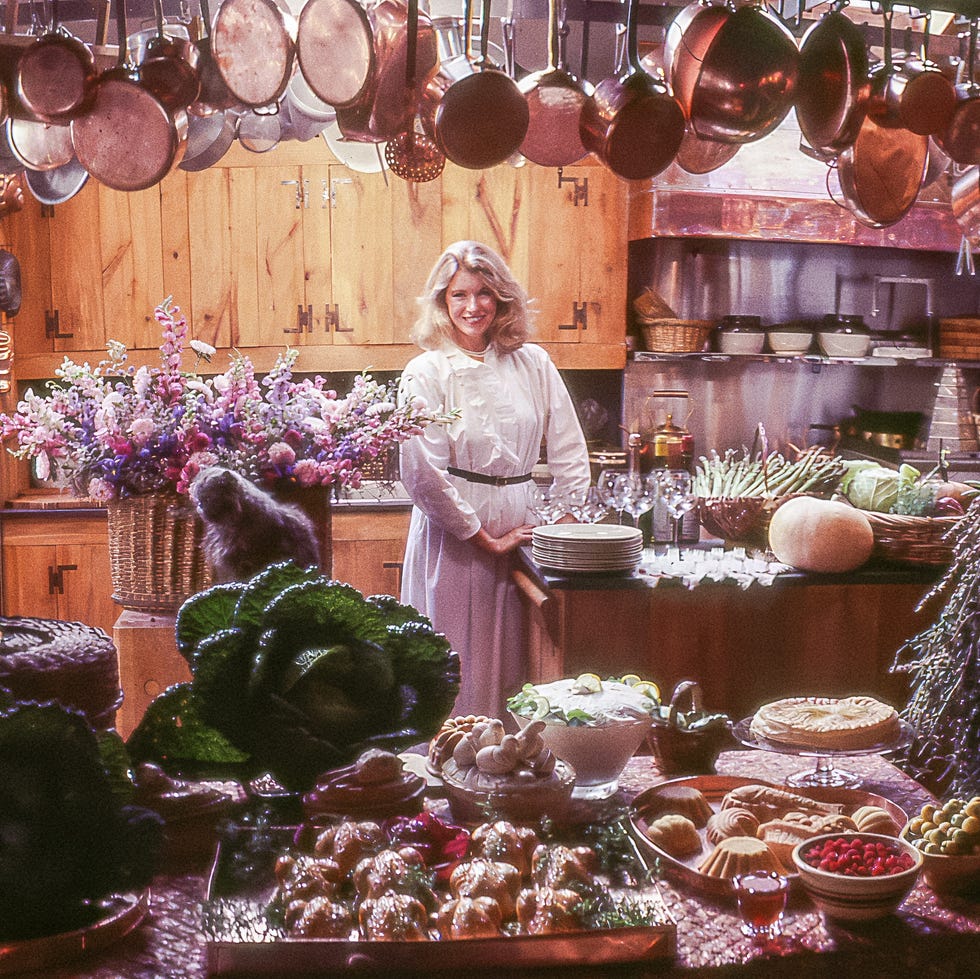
385, 128, 445, 182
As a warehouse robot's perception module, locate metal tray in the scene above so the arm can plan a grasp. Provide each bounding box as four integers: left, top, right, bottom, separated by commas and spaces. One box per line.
630, 774, 909, 900
204, 825, 677, 974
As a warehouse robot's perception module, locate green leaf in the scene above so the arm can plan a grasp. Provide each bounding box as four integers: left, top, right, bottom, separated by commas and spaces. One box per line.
175, 583, 246, 662
232, 561, 322, 633
126, 683, 250, 767
191, 628, 255, 749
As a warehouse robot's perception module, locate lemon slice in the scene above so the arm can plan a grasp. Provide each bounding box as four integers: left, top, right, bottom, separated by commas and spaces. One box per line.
573, 672, 603, 694
529, 695, 551, 720
620, 673, 642, 687
632, 681, 661, 703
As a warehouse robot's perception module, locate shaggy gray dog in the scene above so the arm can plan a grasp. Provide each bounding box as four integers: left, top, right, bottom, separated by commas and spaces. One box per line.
190, 467, 320, 583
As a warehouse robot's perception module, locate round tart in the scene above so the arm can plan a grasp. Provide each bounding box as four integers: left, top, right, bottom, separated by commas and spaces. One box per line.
749, 696, 900, 751
643, 814, 702, 858
698, 836, 782, 878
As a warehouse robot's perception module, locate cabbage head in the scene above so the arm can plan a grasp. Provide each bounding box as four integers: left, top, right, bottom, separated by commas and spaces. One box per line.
127, 562, 461, 791
839, 462, 920, 513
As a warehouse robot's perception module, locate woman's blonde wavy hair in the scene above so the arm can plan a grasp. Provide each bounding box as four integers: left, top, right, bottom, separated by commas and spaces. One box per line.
411, 240, 532, 354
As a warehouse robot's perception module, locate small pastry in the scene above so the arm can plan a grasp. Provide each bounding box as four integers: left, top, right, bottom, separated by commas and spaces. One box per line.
358, 893, 430, 941
352, 847, 427, 900
516, 886, 583, 935
435, 896, 505, 939
850, 805, 901, 836
706, 807, 760, 845
643, 814, 703, 858
449, 859, 522, 919
698, 836, 782, 878
313, 820, 385, 877
287, 895, 355, 938
720, 784, 840, 822
530, 844, 597, 890
649, 785, 713, 827
470, 820, 540, 877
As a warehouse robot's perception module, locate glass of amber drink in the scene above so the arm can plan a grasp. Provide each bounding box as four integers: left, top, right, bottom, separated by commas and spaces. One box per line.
732, 871, 788, 943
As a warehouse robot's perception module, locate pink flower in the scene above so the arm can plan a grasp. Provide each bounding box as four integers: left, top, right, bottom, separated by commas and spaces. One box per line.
268, 442, 296, 467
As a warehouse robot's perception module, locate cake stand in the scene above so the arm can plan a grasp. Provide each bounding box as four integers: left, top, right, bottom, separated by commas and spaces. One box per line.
731, 717, 914, 789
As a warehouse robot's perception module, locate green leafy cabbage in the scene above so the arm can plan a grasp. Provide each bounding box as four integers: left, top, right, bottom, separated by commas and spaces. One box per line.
128, 563, 460, 791
839, 462, 921, 513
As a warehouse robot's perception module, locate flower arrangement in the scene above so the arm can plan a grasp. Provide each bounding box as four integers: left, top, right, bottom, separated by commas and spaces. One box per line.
1, 298, 438, 501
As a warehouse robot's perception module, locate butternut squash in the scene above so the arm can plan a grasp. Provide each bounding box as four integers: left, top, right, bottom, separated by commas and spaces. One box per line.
768, 498, 874, 573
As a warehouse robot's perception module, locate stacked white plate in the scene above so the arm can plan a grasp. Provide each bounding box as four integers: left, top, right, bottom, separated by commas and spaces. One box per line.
531, 524, 643, 574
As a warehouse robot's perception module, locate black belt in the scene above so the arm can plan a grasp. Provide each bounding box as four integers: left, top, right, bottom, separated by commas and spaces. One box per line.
446, 466, 533, 487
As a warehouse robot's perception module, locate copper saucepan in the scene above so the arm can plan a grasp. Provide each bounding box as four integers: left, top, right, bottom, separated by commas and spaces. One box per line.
579, 0, 684, 181
866, 7, 956, 138
70, 0, 188, 192
16, 0, 97, 124
937, 20, 980, 166
518, 0, 592, 167
795, 4, 870, 159
138, 0, 202, 110
683, 1, 799, 145
433, 0, 530, 169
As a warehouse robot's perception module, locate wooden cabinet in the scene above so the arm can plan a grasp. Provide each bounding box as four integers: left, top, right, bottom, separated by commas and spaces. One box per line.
331, 507, 411, 598
1, 144, 629, 381
0, 510, 117, 638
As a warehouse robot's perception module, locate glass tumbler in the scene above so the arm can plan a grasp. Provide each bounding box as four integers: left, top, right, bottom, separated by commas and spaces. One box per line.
732, 871, 788, 944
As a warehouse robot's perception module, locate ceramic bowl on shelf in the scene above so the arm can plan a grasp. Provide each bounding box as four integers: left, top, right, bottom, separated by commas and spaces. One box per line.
716, 315, 765, 355
767, 329, 813, 355
817, 331, 872, 358
791, 832, 923, 921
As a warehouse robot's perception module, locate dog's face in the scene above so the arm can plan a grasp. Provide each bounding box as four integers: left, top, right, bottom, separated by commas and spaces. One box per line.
190, 468, 242, 522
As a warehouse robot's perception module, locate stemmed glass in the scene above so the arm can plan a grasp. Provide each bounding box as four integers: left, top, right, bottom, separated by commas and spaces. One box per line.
619, 473, 657, 529
596, 468, 631, 524
658, 470, 696, 545
527, 484, 570, 525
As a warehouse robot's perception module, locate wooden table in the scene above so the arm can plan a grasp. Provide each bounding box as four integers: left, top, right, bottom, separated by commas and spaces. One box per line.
16, 748, 980, 978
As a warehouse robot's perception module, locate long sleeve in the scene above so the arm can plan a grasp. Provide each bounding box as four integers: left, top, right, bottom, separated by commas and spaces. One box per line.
540, 357, 591, 500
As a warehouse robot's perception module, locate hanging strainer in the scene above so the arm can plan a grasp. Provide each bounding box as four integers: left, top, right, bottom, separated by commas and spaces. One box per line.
386, 128, 445, 181
386, 0, 445, 182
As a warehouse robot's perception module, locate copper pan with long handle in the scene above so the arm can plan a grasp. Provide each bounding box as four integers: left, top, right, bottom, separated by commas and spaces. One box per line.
937, 19, 980, 165
518, 0, 592, 167
579, 0, 684, 181
433, 0, 529, 169
295, 0, 374, 110
70, 0, 187, 192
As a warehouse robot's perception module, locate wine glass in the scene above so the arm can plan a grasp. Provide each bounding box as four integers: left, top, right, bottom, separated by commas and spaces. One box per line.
620, 472, 656, 528
659, 470, 696, 545
596, 469, 630, 524
527, 484, 569, 525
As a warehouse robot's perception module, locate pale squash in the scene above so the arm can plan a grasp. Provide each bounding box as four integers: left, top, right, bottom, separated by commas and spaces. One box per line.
768, 498, 874, 573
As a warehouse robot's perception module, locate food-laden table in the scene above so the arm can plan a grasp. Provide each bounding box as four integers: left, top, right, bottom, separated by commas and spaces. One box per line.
514, 545, 943, 721
18, 748, 980, 979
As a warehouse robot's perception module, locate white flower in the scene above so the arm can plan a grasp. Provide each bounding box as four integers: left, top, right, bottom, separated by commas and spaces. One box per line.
134, 366, 152, 398
189, 339, 216, 361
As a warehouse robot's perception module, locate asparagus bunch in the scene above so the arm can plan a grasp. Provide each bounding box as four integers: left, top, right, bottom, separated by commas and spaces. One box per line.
693, 446, 847, 500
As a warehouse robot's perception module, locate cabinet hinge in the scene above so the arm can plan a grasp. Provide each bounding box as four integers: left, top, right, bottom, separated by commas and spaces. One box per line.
329, 177, 354, 208
40, 203, 56, 219
558, 302, 588, 331
331, 304, 352, 332
281, 179, 305, 209
287, 304, 314, 334
557, 168, 589, 207
48, 563, 77, 595
45, 309, 72, 340
382, 560, 404, 591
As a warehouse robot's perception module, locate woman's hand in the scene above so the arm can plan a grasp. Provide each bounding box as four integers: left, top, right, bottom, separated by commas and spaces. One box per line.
471, 524, 535, 556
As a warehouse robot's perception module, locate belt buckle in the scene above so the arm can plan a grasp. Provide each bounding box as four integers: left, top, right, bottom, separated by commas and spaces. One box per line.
491, 475, 507, 486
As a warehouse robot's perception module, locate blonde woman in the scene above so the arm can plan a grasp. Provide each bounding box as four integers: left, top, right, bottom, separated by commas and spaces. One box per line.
399, 241, 590, 718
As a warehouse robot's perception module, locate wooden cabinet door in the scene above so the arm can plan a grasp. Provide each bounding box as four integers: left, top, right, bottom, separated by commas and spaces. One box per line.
525, 164, 628, 349
1, 520, 117, 638
331, 509, 410, 597
0, 195, 52, 357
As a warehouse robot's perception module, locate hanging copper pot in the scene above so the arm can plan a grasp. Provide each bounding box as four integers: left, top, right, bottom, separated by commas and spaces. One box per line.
579, 0, 684, 180
937, 20, 980, 166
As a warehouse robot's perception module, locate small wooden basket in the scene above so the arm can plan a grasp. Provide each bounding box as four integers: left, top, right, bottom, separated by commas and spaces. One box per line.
106, 491, 212, 612
939, 317, 980, 360
639, 318, 714, 354
864, 511, 961, 567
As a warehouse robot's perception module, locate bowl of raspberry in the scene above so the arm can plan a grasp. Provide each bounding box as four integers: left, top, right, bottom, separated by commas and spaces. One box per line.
791, 832, 923, 922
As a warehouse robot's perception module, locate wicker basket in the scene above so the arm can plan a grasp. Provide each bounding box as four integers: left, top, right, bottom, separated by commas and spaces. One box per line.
646, 681, 732, 777
639, 318, 714, 354
864, 511, 961, 567
698, 495, 799, 547
106, 492, 212, 612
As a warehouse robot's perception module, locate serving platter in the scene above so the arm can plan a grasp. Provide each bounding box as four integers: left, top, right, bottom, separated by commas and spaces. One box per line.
204, 823, 677, 973
0, 890, 149, 975
630, 774, 908, 900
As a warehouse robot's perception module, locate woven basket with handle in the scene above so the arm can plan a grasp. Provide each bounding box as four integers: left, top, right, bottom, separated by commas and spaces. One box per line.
106, 491, 212, 612
639, 318, 714, 354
